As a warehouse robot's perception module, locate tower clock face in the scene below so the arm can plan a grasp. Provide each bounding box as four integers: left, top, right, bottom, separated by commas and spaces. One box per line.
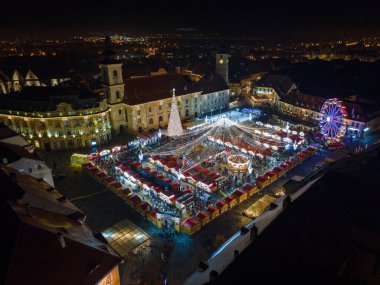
219, 59, 224, 64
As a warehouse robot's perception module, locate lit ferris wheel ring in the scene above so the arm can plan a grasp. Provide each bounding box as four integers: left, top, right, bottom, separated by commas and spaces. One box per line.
319, 98, 348, 142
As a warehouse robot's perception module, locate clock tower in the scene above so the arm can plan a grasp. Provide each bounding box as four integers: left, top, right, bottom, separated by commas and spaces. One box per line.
215, 53, 230, 84
99, 35, 127, 134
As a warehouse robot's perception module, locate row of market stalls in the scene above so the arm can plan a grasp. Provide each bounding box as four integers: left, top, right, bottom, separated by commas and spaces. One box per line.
255, 146, 318, 189
81, 135, 318, 235
181, 183, 259, 235
150, 155, 227, 194
208, 136, 272, 158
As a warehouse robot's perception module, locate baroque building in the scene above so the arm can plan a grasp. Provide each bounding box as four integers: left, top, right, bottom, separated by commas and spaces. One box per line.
0, 86, 112, 151
100, 37, 230, 135
253, 73, 380, 137
0, 69, 70, 94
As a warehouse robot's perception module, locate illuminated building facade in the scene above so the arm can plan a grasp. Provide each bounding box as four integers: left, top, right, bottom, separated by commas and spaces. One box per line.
254, 74, 380, 137
100, 64, 230, 135
0, 87, 112, 150
0, 69, 70, 94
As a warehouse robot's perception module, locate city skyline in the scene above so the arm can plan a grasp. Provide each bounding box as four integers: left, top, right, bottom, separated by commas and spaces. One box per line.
1, 0, 380, 39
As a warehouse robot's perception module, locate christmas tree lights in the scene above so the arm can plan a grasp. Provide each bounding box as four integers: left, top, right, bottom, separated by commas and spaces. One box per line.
167, 88, 184, 137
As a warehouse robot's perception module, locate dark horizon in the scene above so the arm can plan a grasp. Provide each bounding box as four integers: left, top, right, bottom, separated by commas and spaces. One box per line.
1, 0, 380, 40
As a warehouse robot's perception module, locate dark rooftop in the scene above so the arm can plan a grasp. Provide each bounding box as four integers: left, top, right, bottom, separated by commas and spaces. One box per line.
274, 60, 380, 103
124, 73, 228, 105
0, 200, 121, 285
0, 124, 18, 140
0, 86, 101, 112
217, 152, 380, 285
0, 142, 40, 164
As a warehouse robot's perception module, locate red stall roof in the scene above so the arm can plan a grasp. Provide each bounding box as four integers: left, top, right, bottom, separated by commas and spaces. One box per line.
256, 176, 267, 183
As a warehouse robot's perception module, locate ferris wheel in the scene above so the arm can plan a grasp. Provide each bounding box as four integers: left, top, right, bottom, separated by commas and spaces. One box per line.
319, 98, 348, 143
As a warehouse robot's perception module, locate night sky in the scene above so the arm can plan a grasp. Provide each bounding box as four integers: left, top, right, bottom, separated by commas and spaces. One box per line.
1, 0, 379, 39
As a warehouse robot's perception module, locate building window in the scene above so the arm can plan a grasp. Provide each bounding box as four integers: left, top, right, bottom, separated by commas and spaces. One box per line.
149, 118, 153, 124
186, 99, 189, 104
185, 109, 189, 117
159, 116, 163, 122
59, 141, 65, 149
137, 110, 141, 115
148, 107, 152, 112
116, 91, 120, 99
113, 70, 118, 77
159, 105, 162, 110
119, 109, 122, 115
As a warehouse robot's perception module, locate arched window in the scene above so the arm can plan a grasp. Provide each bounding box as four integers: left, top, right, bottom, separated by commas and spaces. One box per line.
149, 118, 153, 124
159, 116, 163, 122
113, 70, 118, 77
185, 109, 189, 117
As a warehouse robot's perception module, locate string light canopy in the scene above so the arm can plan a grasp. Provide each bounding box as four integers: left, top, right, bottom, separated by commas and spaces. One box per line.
148, 117, 301, 172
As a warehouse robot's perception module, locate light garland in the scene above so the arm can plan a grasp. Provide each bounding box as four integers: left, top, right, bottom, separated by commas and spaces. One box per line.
167, 88, 184, 137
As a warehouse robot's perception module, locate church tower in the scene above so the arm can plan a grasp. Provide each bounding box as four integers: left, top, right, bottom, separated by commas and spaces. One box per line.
99, 35, 127, 134
215, 53, 230, 84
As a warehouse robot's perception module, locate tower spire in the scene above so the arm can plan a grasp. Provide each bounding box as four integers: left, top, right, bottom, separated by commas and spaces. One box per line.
102, 35, 116, 63
167, 88, 184, 137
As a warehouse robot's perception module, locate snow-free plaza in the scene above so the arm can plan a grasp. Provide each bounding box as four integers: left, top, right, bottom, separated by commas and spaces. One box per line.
81, 107, 319, 235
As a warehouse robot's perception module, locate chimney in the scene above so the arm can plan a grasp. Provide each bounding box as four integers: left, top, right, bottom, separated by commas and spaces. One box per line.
57, 232, 66, 248
25, 203, 33, 217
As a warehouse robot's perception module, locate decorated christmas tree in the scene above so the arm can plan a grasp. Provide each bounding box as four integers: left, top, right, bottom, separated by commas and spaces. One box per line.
167, 88, 184, 137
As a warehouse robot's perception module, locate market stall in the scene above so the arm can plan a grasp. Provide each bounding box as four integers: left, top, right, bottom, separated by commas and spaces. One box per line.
121, 188, 131, 199
95, 171, 107, 183
207, 205, 219, 220
182, 218, 201, 235
264, 171, 276, 183
159, 190, 177, 206
232, 189, 248, 203
126, 194, 141, 208
110, 181, 123, 192
147, 209, 159, 227
256, 176, 269, 189
105, 176, 115, 187
216, 201, 228, 214
272, 166, 285, 178
196, 211, 211, 226
137, 201, 151, 218
224, 195, 237, 208
242, 183, 258, 197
